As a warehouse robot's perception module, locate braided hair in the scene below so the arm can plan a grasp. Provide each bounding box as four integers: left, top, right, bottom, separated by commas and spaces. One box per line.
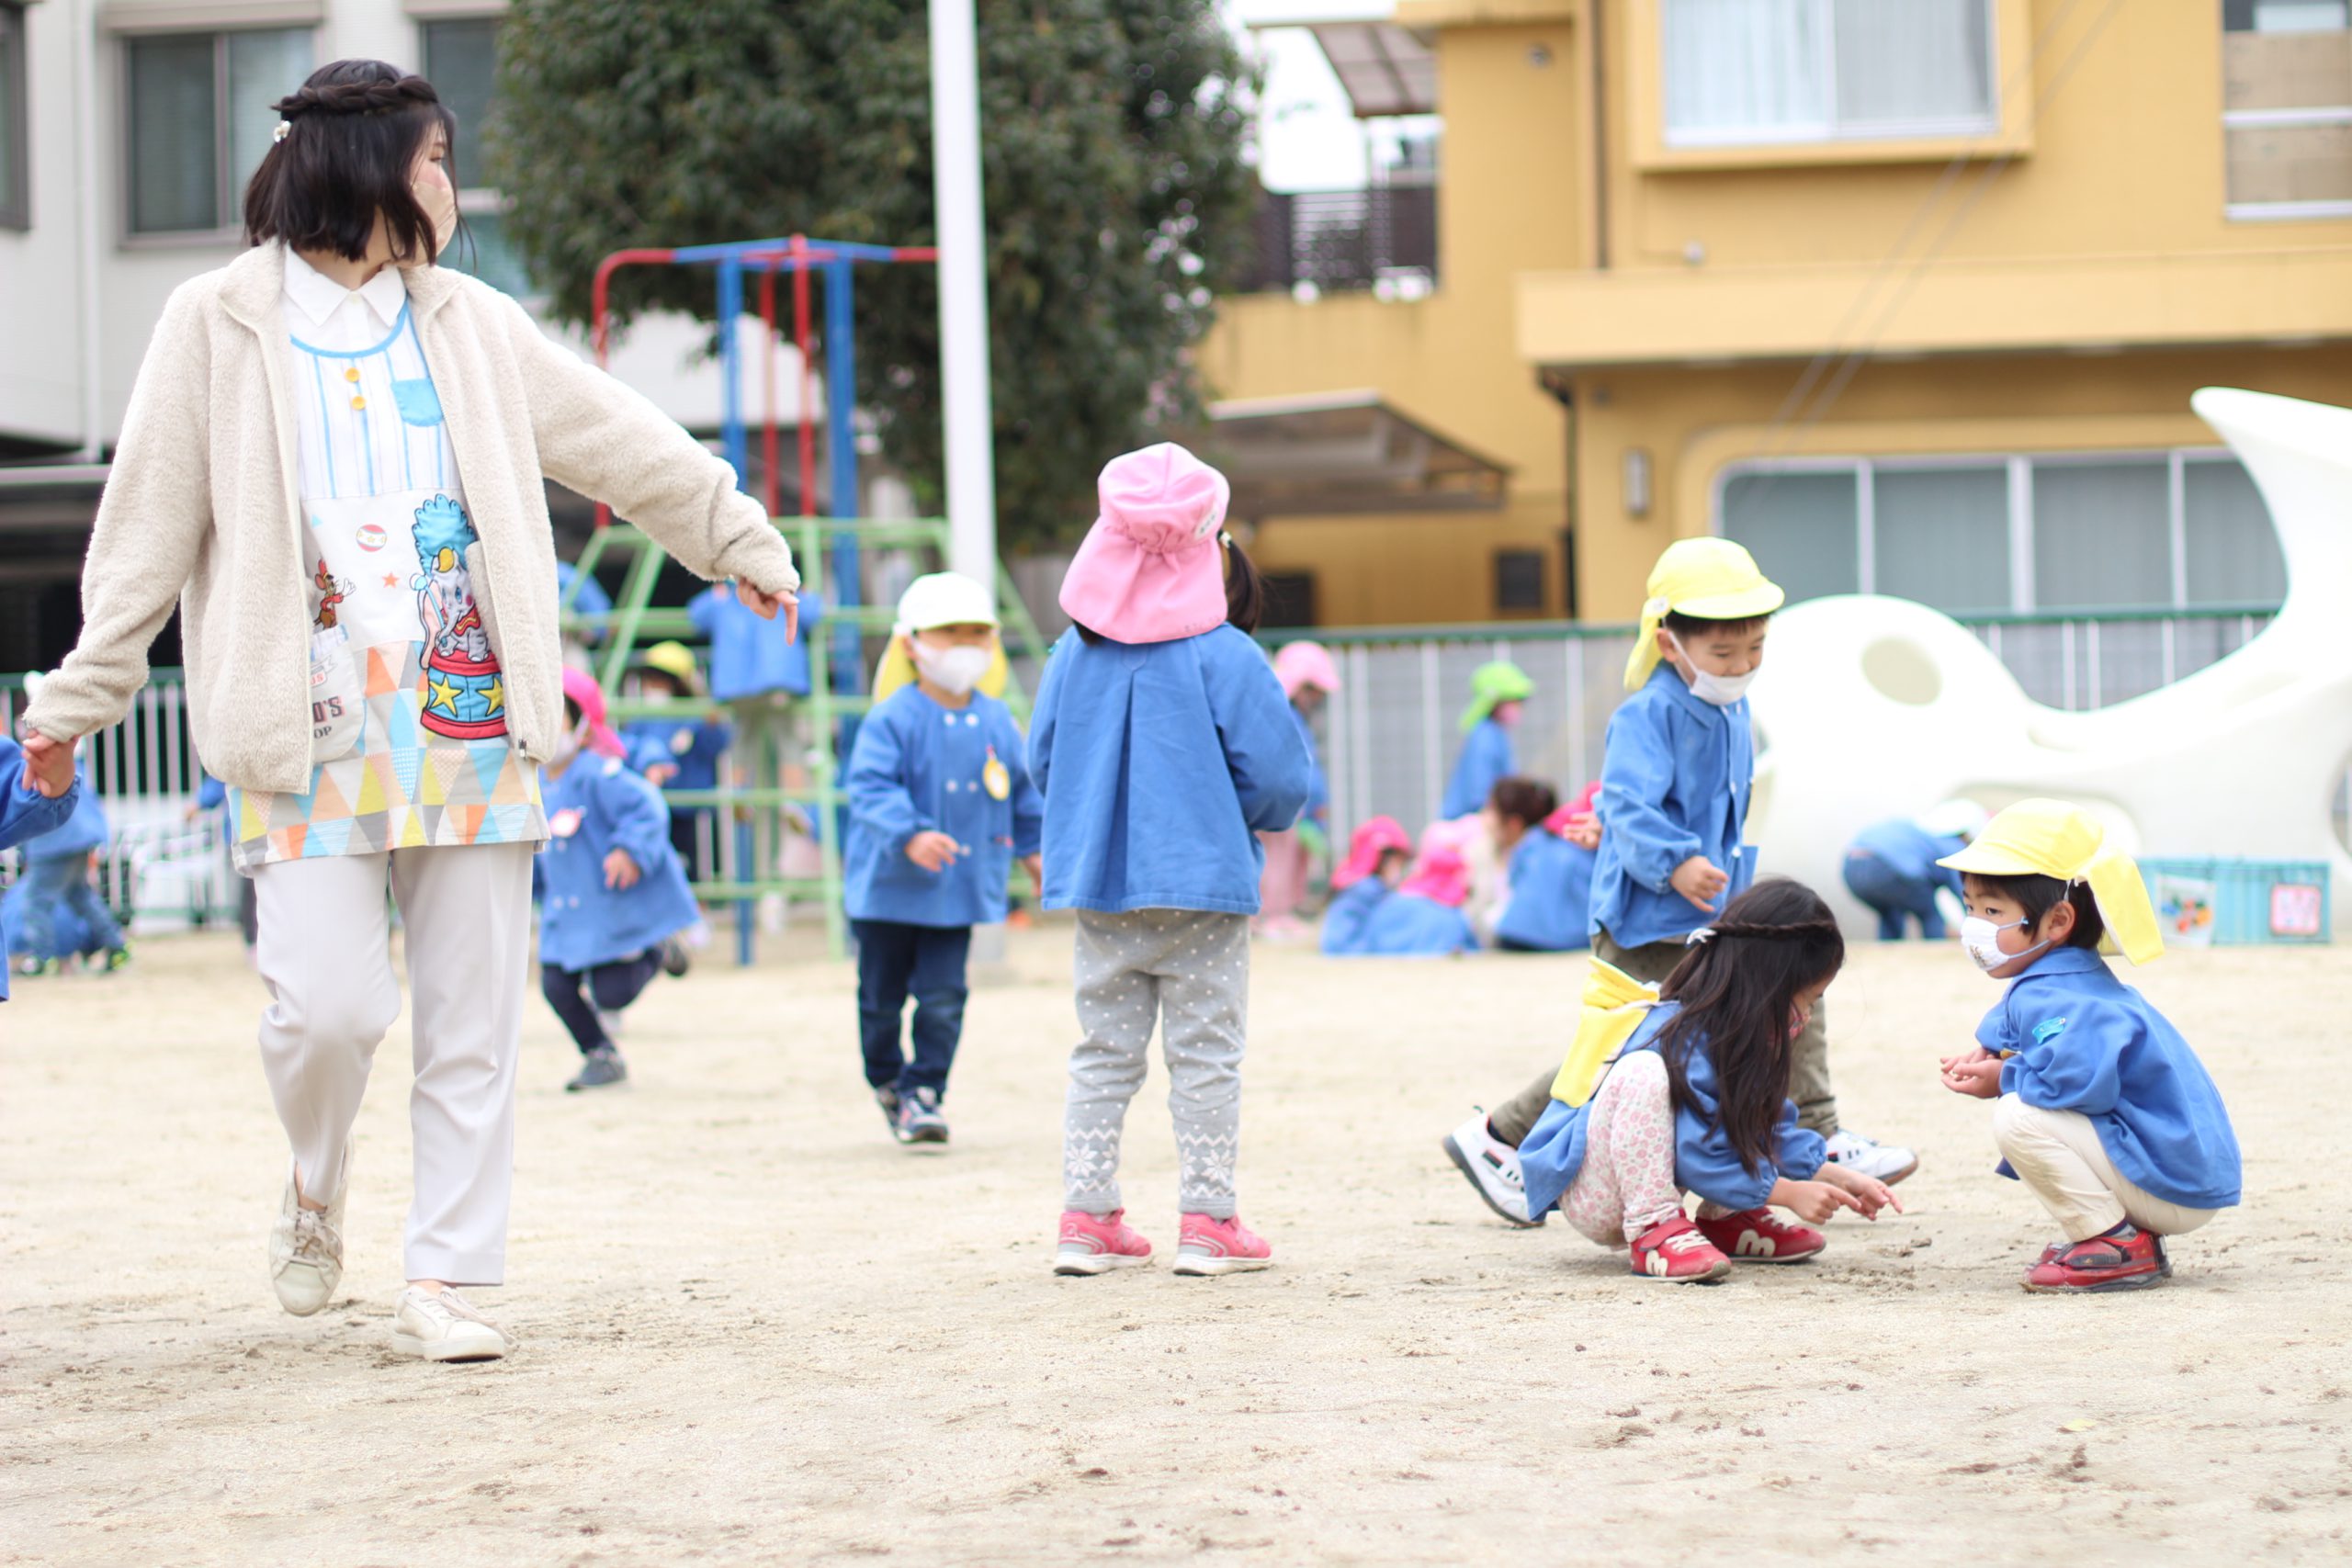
1653, 878, 1845, 1178
243, 60, 460, 265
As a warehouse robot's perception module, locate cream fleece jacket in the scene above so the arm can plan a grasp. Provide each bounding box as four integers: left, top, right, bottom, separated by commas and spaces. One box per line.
23, 243, 800, 795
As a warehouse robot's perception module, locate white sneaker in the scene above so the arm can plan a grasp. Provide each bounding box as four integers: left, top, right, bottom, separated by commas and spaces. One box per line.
1442, 1110, 1541, 1226
267, 1159, 345, 1316
1823, 1128, 1920, 1185
390, 1286, 512, 1363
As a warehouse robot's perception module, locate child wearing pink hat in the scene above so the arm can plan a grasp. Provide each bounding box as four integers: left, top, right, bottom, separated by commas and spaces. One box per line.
1318, 816, 1412, 956
1258, 639, 1340, 935
1351, 829, 1481, 956
1032, 444, 1316, 1278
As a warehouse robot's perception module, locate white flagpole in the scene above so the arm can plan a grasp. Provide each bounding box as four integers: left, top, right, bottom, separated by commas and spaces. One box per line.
928, 0, 999, 586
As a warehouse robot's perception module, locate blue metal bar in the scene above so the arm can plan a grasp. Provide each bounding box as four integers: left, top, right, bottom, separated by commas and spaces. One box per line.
824, 257, 863, 695
716, 258, 746, 489
669, 235, 914, 266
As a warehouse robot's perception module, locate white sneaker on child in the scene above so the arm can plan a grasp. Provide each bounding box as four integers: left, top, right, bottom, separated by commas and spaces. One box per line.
1822, 1128, 1919, 1184
1442, 1111, 1541, 1226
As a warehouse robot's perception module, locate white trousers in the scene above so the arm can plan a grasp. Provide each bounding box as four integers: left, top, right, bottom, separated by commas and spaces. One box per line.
1990, 1095, 2219, 1244
253, 843, 534, 1285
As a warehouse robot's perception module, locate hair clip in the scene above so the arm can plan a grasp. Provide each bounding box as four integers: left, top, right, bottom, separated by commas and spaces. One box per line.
272, 121, 290, 143
1684, 927, 1716, 946
1219, 531, 1234, 547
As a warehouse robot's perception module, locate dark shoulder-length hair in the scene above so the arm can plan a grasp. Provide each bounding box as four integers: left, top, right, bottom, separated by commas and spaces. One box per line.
1653, 878, 1846, 1177
243, 59, 459, 265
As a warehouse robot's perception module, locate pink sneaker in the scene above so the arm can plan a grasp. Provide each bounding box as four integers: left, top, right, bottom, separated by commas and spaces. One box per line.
1054, 1209, 1154, 1276
1172, 1213, 1272, 1276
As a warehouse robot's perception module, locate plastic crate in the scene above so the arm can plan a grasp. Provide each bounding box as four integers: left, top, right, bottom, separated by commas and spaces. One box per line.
2138, 857, 2333, 947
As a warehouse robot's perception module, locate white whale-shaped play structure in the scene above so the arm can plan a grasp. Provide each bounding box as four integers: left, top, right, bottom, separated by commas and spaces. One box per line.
1748, 387, 2352, 938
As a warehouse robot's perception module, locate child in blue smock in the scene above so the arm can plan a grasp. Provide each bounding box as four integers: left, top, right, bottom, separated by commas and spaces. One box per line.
1842, 798, 1985, 940
1319, 816, 1410, 955
689, 580, 820, 701
1354, 837, 1480, 956
537, 669, 701, 1092
620, 640, 734, 881
1035, 444, 1314, 1279
1494, 781, 1600, 953
13, 746, 128, 976
1438, 660, 1531, 820
1937, 799, 2240, 1293
843, 571, 1043, 1147
1446, 539, 1918, 1234
1519, 880, 1900, 1281
1259, 640, 1340, 933
0, 735, 81, 999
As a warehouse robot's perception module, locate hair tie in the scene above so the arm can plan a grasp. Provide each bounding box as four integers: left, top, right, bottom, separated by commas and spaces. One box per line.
1219, 531, 1234, 548
272, 121, 290, 143
1684, 927, 1715, 946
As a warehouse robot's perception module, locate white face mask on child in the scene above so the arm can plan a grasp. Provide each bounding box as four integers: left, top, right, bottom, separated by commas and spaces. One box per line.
914, 641, 991, 697
1668, 633, 1756, 707
551, 718, 588, 766
1960, 915, 2048, 975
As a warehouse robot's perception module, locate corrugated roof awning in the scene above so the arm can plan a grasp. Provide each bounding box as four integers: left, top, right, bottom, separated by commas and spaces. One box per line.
1204, 390, 1508, 516
1308, 22, 1439, 118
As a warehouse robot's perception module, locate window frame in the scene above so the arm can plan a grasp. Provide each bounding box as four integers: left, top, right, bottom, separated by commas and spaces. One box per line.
417, 13, 537, 300
0, 2, 28, 231
119, 25, 315, 245
1710, 445, 2280, 616
1491, 548, 1546, 615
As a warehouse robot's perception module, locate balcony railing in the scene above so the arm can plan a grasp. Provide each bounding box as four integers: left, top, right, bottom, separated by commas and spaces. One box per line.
1242, 183, 1438, 296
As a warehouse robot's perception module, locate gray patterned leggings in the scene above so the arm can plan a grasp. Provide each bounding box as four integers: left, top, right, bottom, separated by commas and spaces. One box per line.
1062, 908, 1250, 1220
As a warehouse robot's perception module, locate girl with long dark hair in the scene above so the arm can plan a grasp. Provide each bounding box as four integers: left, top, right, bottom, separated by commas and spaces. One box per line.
1516, 880, 1902, 1281
19, 60, 800, 1360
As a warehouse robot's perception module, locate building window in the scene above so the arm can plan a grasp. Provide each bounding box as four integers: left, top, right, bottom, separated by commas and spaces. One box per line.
1493, 550, 1545, 613
2222, 0, 2352, 219
1716, 449, 2286, 615
1, 4, 27, 230
1261, 571, 1318, 628
1660, 0, 1995, 149
419, 17, 533, 297
125, 28, 313, 236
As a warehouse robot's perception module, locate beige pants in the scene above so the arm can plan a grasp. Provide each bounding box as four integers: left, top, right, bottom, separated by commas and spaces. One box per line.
253, 843, 536, 1285
1991, 1095, 2218, 1243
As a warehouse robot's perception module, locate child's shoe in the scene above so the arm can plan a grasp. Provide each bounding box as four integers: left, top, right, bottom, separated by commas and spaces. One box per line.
96, 945, 132, 974
1172, 1213, 1272, 1276
894, 1086, 948, 1145
2022, 1223, 2167, 1293
1627, 1214, 1732, 1282
1054, 1209, 1154, 1275
1822, 1129, 1918, 1184
1695, 1207, 1826, 1263
658, 936, 691, 978
1442, 1110, 1541, 1227
566, 1046, 628, 1091
873, 1084, 901, 1134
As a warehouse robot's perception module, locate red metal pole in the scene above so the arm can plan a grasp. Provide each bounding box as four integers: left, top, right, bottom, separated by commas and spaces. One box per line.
589, 247, 676, 528
792, 235, 817, 518
759, 264, 780, 520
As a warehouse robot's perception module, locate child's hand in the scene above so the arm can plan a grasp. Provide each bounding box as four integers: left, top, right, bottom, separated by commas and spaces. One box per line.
21, 732, 75, 798
1563, 811, 1600, 851
603, 848, 641, 889
1670, 855, 1728, 910
644, 761, 680, 788
1821, 1163, 1903, 1220
906, 831, 963, 873
1941, 1056, 2003, 1100
1938, 1045, 1991, 1074
1022, 853, 1043, 889
1769, 1177, 1861, 1225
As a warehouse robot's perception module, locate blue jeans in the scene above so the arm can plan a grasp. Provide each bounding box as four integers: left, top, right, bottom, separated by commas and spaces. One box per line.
1843, 851, 1945, 941
18, 854, 124, 960
854, 919, 971, 1098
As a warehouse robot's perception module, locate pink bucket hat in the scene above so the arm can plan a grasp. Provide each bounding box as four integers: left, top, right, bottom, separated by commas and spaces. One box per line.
1057, 443, 1232, 644
1272, 639, 1340, 699
1399, 833, 1471, 908
560, 666, 628, 760
1330, 815, 1411, 892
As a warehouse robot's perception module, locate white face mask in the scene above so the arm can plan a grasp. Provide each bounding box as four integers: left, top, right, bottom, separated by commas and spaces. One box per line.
914, 640, 991, 697
551, 718, 588, 766
1961, 915, 2049, 975
1668, 632, 1756, 707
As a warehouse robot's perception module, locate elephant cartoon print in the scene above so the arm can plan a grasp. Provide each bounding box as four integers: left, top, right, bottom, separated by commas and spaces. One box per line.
410, 493, 508, 739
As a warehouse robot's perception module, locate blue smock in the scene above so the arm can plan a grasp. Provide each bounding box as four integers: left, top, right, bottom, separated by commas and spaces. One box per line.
1439, 717, 1514, 820
1588, 664, 1755, 949
1318, 877, 1392, 955
1977, 946, 2242, 1210
689, 584, 821, 701
556, 561, 612, 643
1494, 829, 1599, 952
24, 761, 107, 862
536, 755, 702, 972
844, 685, 1043, 929
1352, 891, 1479, 956
621, 715, 734, 794
1292, 704, 1328, 824
0, 738, 81, 1000
1521, 1001, 1826, 1217
1028, 625, 1313, 917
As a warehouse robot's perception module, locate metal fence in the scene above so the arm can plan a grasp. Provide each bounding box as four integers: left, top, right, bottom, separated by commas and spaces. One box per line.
1243, 184, 1439, 296
0, 605, 2292, 931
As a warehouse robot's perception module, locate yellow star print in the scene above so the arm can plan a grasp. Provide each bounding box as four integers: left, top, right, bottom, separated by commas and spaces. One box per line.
426, 671, 462, 712
481, 676, 504, 715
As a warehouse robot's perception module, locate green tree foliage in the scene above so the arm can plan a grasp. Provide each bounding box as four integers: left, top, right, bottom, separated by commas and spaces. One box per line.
487, 0, 1257, 548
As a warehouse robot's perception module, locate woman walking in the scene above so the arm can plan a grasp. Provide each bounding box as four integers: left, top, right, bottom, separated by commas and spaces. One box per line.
18, 61, 799, 1361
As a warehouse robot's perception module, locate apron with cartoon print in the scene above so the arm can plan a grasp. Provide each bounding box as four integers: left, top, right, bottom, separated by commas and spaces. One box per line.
228, 299, 547, 873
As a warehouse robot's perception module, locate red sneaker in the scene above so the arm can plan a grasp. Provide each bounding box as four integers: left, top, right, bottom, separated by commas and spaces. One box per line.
1627, 1214, 1731, 1283
2022, 1225, 2167, 1293
1695, 1207, 1826, 1263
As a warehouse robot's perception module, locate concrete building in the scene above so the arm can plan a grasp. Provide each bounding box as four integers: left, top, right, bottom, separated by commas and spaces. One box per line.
0, 0, 814, 671
1206, 0, 2352, 627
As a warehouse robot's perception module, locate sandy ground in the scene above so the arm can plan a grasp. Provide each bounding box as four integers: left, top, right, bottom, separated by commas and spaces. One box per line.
3, 920, 2348, 1566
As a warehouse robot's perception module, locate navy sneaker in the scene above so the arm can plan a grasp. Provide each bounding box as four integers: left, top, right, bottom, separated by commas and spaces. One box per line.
895, 1086, 949, 1145
658, 937, 691, 978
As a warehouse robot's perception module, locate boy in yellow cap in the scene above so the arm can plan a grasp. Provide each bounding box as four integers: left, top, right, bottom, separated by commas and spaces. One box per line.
1937, 799, 2241, 1292
1445, 537, 1918, 1224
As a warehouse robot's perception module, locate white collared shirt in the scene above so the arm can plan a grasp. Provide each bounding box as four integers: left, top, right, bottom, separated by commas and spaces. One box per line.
282, 247, 409, 355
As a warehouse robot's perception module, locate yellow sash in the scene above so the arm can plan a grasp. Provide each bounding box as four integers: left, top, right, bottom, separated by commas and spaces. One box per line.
1550, 956, 1663, 1108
